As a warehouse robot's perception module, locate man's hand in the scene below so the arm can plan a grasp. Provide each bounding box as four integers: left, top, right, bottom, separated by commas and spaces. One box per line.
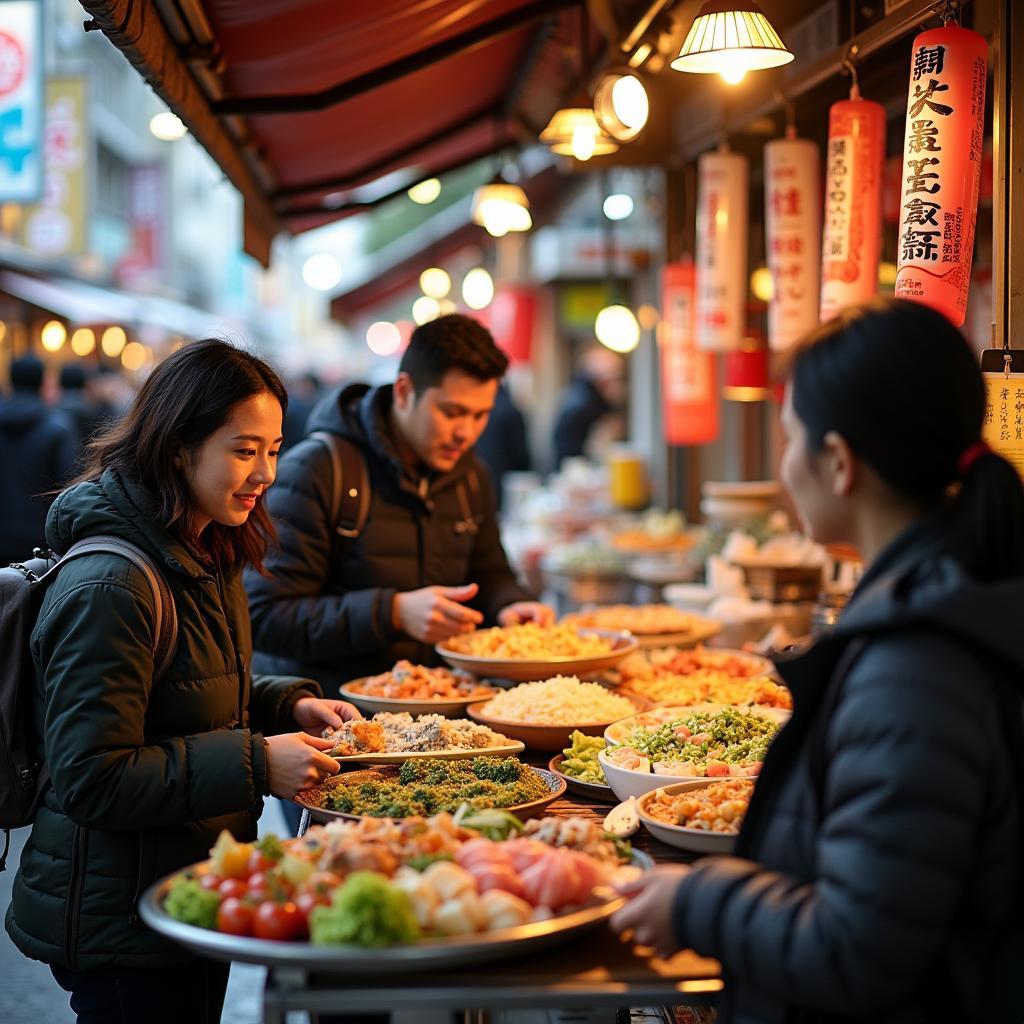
608, 865, 691, 958
497, 601, 555, 627
292, 696, 362, 737
393, 583, 484, 643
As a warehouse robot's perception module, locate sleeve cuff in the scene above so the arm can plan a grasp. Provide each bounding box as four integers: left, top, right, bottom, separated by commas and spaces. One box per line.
251, 732, 270, 797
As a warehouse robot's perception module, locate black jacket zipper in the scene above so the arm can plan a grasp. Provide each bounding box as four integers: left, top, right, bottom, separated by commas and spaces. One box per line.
63, 824, 88, 967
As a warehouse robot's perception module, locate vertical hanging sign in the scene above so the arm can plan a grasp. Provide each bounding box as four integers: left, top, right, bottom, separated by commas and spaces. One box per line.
819, 85, 885, 322
982, 361, 1024, 481
894, 24, 987, 328
661, 261, 718, 445
695, 146, 748, 351
0, 0, 43, 203
764, 129, 821, 350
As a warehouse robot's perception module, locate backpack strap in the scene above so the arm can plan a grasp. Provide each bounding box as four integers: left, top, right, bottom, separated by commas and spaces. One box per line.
308, 431, 371, 539
40, 537, 178, 680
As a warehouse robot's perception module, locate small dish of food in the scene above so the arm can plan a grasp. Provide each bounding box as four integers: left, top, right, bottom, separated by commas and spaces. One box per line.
339, 661, 499, 717
637, 778, 754, 853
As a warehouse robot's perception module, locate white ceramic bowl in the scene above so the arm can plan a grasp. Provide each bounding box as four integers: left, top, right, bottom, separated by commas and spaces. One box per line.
598, 747, 681, 802
636, 779, 748, 854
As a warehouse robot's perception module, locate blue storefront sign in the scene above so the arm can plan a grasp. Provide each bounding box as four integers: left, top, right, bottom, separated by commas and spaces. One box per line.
0, 0, 43, 203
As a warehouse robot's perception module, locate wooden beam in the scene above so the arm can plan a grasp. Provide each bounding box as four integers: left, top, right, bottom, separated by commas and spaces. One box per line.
79, 0, 281, 265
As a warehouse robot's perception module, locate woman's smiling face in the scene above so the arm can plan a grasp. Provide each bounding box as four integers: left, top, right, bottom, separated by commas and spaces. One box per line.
183, 391, 283, 535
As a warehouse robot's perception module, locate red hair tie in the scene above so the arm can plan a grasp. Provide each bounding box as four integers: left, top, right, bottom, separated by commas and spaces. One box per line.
957, 440, 990, 477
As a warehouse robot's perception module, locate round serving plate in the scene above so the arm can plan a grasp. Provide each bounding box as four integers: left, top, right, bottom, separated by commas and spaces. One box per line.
339, 677, 500, 718
546, 754, 616, 803
637, 780, 747, 854
329, 739, 525, 766
436, 629, 639, 683
295, 765, 567, 825
466, 692, 645, 753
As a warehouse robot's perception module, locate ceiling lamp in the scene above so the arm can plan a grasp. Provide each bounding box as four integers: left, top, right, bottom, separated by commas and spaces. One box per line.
595, 304, 640, 354
462, 268, 494, 310
407, 178, 441, 204
419, 267, 451, 300
593, 70, 649, 142
671, 2, 794, 86
540, 100, 619, 161
149, 111, 188, 141
471, 182, 532, 237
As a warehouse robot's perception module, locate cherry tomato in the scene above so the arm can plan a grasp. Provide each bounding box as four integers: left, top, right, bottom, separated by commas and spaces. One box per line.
217, 878, 248, 900
245, 872, 273, 903
216, 897, 254, 937
247, 850, 275, 875
253, 900, 304, 941
300, 871, 342, 898
295, 890, 328, 920
199, 873, 223, 892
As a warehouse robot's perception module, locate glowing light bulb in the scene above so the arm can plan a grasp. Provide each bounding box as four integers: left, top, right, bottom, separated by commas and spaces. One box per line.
571, 125, 596, 162
611, 74, 649, 131
462, 268, 494, 310
41, 320, 67, 352
419, 267, 451, 300
366, 321, 402, 357
71, 327, 95, 356
407, 178, 441, 204
412, 296, 441, 325
718, 54, 748, 85
595, 305, 640, 354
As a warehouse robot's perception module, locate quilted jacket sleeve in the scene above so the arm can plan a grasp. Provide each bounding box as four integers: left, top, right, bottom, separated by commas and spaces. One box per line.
249, 673, 322, 735
246, 438, 398, 661
669, 632, 1006, 1014
34, 570, 269, 830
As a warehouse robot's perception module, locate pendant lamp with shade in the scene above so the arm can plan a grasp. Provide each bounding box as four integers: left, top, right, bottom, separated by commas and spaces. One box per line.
671, 2, 794, 85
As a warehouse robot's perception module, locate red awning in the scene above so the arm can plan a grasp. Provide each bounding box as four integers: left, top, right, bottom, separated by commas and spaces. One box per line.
79, 0, 590, 262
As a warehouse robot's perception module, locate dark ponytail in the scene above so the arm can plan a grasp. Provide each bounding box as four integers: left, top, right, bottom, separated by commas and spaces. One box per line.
789, 298, 1024, 582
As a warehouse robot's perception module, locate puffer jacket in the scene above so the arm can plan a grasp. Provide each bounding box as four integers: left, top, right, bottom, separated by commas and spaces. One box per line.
5, 470, 320, 969
247, 383, 531, 692
670, 517, 1024, 1024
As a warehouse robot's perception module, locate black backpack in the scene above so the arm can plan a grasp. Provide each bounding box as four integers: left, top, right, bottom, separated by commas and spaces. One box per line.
308, 431, 484, 540
0, 536, 177, 870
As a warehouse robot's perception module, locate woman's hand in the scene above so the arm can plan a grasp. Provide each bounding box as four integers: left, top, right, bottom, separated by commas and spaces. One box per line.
293, 696, 362, 736
264, 732, 338, 799
497, 601, 555, 627
392, 584, 484, 642
609, 865, 691, 958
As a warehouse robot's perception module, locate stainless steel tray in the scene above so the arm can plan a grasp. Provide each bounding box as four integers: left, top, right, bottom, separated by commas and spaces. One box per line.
138, 850, 653, 973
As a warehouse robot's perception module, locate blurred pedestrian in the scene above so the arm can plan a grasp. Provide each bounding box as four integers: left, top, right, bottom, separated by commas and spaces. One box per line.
57, 364, 115, 470
0, 355, 78, 566
552, 343, 625, 469
474, 381, 531, 510
281, 371, 322, 452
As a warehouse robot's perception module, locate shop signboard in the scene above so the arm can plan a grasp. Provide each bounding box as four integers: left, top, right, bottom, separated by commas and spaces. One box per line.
982, 367, 1024, 482
116, 163, 166, 286
894, 24, 987, 328
764, 131, 820, 350
22, 76, 86, 255
0, 0, 43, 203
695, 147, 747, 351
660, 261, 718, 445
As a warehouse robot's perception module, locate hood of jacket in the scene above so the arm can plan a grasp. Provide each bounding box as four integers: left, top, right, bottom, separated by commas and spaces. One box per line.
0, 392, 49, 433
306, 382, 478, 496
45, 469, 213, 581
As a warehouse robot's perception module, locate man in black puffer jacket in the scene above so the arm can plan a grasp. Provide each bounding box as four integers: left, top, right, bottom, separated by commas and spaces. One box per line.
0, 355, 78, 566
247, 315, 550, 694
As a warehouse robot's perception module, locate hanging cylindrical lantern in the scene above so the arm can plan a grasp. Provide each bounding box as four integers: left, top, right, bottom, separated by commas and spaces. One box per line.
661, 262, 719, 445
723, 341, 769, 402
695, 146, 748, 350
819, 85, 885, 322
764, 128, 821, 350
894, 24, 987, 327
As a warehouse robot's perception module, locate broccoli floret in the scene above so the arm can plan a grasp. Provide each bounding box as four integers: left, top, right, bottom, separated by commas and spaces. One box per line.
164, 877, 220, 930
309, 871, 420, 947
254, 834, 285, 862
471, 757, 521, 784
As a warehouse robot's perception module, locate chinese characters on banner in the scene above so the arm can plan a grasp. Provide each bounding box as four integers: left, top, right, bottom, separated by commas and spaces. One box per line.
0, 0, 43, 203
695, 147, 747, 351
661, 262, 718, 445
895, 26, 987, 327
982, 372, 1024, 481
764, 130, 820, 350
23, 77, 86, 256
819, 87, 885, 322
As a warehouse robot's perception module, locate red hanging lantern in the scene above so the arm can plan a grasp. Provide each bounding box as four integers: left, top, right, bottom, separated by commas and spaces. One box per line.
894, 24, 987, 327
819, 84, 885, 322
723, 341, 769, 402
661, 261, 719, 444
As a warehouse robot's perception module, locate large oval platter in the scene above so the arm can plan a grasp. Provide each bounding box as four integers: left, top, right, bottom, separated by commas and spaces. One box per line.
436, 628, 638, 682
295, 765, 567, 825
138, 849, 653, 973
339, 676, 501, 718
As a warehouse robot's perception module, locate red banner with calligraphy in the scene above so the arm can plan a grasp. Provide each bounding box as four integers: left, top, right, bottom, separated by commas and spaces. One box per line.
764, 130, 820, 351
819, 89, 885, 322
661, 262, 718, 445
894, 25, 987, 328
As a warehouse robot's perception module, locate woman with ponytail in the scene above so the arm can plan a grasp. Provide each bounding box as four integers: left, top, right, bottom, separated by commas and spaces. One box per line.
612, 299, 1024, 1024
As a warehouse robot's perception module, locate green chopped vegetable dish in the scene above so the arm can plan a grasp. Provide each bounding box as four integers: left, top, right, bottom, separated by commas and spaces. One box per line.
309, 871, 420, 946
628, 707, 778, 766
559, 730, 608, 785
165, 877, 220, 930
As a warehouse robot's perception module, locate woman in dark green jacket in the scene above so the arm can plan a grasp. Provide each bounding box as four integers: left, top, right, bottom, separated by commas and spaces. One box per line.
5, 339, 359, 1023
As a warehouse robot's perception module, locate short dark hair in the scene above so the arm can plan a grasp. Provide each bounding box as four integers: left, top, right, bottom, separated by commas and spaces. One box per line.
60, 363, 87, 390
789, 298, 1024, 582
399, 314, 508, 393
10, 354, 44, 392
78, 339, 288, 574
